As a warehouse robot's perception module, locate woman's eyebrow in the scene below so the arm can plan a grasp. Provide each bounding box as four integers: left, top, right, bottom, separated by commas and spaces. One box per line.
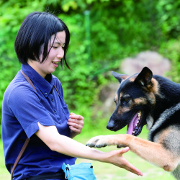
53, 41, 65, 46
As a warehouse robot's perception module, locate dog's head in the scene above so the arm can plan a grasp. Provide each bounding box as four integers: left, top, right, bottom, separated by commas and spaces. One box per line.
107, 67, 159, 136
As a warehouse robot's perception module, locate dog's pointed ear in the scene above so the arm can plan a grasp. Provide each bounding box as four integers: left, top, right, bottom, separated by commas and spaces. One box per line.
112, 71, 128, 83
134, 67, 153, 89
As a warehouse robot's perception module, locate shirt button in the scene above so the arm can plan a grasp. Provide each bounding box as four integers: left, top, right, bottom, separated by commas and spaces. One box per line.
45, 92, 47, 95
54, 110, 57, 114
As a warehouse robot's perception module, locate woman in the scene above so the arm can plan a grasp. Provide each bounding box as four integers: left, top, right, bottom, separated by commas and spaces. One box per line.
2, 12, 143, 180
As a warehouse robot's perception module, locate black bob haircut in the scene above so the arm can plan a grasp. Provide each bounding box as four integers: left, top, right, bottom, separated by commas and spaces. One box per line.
15, 11, 70, 69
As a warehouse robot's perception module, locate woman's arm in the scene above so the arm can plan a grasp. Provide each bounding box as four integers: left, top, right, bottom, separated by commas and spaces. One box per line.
35, 123, 143, 176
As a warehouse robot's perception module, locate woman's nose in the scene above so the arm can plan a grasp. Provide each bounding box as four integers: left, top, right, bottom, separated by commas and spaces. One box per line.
57, 47, 64, 59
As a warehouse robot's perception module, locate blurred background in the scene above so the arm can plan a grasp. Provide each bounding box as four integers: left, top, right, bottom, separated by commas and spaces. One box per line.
0, 0, 180, 179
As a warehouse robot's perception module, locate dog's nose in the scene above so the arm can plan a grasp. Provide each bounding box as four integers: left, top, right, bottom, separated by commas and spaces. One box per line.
107, 120, 114, 130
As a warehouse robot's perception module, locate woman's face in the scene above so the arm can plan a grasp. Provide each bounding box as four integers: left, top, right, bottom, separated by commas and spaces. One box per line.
28, 31, 66, 78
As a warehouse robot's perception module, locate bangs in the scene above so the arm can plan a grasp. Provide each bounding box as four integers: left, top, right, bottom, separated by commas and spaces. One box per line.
33, 13, 65, 62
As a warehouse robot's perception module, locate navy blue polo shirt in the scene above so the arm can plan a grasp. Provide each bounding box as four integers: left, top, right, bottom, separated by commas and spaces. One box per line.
2, 64, 76, 180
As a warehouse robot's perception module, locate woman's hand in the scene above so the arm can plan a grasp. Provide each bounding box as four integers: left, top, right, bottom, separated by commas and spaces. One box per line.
67, 113, 84, 138
104, 147, 143, 176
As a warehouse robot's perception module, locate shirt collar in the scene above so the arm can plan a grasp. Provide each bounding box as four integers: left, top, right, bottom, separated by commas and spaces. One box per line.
21, 63, 53, 96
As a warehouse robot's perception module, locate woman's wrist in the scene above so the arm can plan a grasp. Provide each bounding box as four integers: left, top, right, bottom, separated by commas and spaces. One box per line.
70, 131, 79, 138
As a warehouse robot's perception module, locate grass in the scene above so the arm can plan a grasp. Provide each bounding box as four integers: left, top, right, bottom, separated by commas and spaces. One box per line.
0, 141, 10, 179
0, 126, 175, 180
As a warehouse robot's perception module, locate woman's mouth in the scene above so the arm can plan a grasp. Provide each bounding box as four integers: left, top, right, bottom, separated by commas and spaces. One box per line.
52, 61, 59, 67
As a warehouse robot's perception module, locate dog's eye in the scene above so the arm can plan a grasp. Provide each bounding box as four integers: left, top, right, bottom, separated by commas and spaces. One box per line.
121, 97, 130, 105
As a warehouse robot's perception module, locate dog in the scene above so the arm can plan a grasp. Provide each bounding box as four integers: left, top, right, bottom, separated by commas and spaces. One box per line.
86, 67, 180, 179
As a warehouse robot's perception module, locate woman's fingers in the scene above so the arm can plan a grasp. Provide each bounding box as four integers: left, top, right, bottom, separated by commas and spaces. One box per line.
68, 113, 84, 135
107, 148, 143, 176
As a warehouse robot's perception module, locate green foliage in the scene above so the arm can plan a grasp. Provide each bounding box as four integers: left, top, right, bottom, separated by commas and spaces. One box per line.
157, 0, 180, 39
1, 0, 180, 133
159, 38, 180, 82
0, 0, 45, 138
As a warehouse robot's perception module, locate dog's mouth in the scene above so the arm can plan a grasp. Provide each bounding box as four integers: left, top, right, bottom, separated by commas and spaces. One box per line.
127, 111, 142, 136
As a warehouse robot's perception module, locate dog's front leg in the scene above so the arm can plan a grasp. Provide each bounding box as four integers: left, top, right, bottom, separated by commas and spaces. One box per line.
86, 135, 127, 148
86, 134, 180, 172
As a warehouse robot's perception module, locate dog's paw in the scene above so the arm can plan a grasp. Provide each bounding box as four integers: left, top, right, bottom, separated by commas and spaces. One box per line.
86, 134, 127, 148
117, 145, 127, 148
86, 136, 108, 148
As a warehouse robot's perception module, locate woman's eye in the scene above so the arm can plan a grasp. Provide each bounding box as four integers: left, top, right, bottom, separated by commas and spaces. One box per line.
52, 46, 58, 49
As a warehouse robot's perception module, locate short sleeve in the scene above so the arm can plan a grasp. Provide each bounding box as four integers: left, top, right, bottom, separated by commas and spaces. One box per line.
8, 84, 55, 138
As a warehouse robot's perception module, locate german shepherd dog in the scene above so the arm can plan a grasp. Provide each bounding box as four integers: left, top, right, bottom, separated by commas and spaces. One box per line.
86, 67, 180, 179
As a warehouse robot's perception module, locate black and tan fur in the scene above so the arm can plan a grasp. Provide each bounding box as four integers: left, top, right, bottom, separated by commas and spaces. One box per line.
86, 67, 180, 179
